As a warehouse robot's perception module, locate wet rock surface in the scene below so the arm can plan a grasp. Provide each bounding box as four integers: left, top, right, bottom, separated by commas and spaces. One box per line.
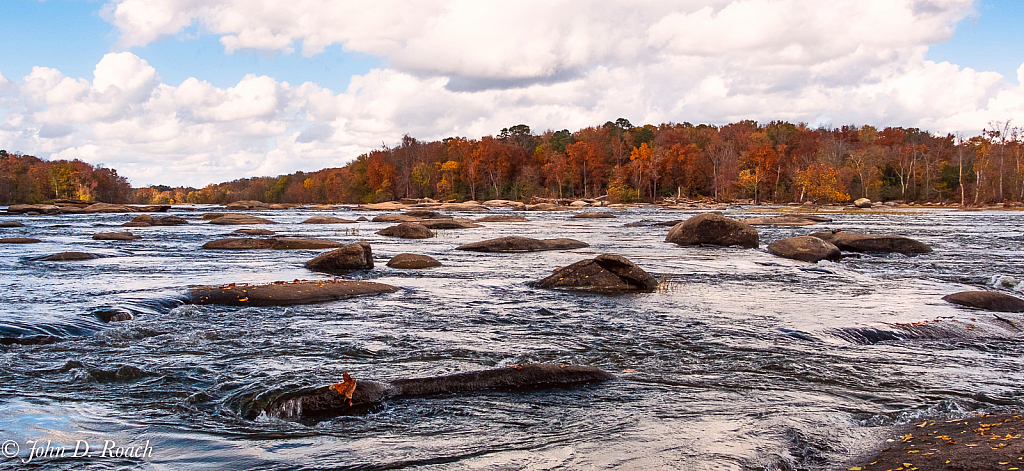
665, 212, 759, 248
305, 241, 374, 272
942, 291, 1024, 312
376, 222, 434, 239
188, 279, 396, 306
386, 253, 442, 269
93, 232, 141, 240
810, 229, 932, 254
538, 254, 658, 293
456, 236, 588, 252
767, 236, 842, 263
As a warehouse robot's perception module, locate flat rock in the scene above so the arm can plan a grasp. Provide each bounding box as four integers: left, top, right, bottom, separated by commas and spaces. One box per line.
83, 203, 134, 213
305, 241, 374, 272
572, 212, 616, 219
7, 204, 60, 214
233, 228, 276, 236
403, 210, 446, 219
527, 203, 569, 211
0, 221, 25, 227
665, 212, 759, 248
372, 214, 425, 223
302, 216, 356, 224
456, 236, 588, 252
356, 202, 410, 211
270, 238, 344, 250
225, 200, 270, 210
539, 254, 658, 293
188, 279, 397, 306
202, 238, 275, 250
767, 236, 841, 263
376, 223, 433, 239
475, 215, 529, 222
0, 237, 41, 244
34, 252, 100, 261
942, 291, 1024, 312
208, 213, 276, 225
810, 230, 932, 254
124, 214, 188, 227
742, 215, 830, 226
386, 253, 442, 269
481, 200, 527, 210
93, 232, 141, 241
417, 219, 482, 229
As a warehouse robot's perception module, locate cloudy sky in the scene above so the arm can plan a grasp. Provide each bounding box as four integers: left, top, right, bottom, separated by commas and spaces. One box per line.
1, 0, 1022, 187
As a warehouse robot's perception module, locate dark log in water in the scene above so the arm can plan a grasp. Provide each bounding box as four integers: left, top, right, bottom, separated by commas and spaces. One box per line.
264, 364, 615, 421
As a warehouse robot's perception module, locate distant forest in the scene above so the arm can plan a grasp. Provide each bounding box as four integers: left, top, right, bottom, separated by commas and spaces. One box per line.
3, 119, 1022, 206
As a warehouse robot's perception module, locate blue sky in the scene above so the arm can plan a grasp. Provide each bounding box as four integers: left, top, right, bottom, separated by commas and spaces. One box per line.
0, 0, 1022, 187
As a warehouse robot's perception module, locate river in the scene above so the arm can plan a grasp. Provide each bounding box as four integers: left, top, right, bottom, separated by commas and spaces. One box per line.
0, 205, 1021, 470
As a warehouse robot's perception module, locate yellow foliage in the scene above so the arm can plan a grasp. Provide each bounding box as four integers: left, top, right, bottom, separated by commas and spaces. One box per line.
795, 163, 850, 203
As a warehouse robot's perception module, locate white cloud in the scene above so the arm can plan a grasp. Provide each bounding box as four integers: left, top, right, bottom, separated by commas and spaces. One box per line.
1, 1, 1022, 186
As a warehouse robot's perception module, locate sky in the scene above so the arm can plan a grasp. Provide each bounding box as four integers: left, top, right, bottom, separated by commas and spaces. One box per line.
0, 0, 1022, 188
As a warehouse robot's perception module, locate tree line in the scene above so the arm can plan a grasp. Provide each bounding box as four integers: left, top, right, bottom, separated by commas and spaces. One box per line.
0, 150, 131, 204
4, 119, 1022, 206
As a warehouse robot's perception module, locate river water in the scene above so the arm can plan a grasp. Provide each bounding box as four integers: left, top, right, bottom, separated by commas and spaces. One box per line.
0, 206, 1021, 470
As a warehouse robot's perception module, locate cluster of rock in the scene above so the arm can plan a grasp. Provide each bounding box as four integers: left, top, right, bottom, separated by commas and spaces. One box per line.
6, 202, 170, 215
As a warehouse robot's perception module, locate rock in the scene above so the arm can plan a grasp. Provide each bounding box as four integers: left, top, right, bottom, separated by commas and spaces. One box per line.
742, 215, 831, 226
308, 204, 335, 210
153, 216, 188, 225
456, 236, 588, 252
372, 214, 424, 223
83, 203, 133, 213
356, 216, 369, 221
233, 229, 276, 236
854, 198, 872, 208
376, 223, 434, 239
302, 216, 357, 224
431, 202, 489, 212
665, 212, 759, 248
403, 210, 446, 219
572, 211, 616, 219
527, 203, 568, 211
624, 219, 684, 227
7, 204, 61, 214
538, 254, 658, 293
270, 238, 344, 250
570, 200, 588, 207
767, 236, 841, 263
202, 213, 226, 220
261, 363, 614, 421
225, 200, 269, 210
355, 202, 409, 211
0, 221, 25, 227
34, 252, 100, 261
417, 219, 482, 229
132, 205, 171, 212
481, 200, 527, 210
93, 309, 133, 323
475, 215, 529, 222
189, 279, 395, 307
125, 215, 188, 227
208, 213, 276, 225
0, 237, 41, 244
122, 214, 154, 227
93, 232, 141, 240
941, 291, 1024, 312
202, 238, 275, 250
305, 241, 374, 272
386, 253, 442, 269
809, 230, 932, 254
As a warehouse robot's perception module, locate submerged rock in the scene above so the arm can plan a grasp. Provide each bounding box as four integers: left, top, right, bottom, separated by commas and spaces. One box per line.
810, 229, 932, 254
93, 232, 141, 241
0, 237, 41, 244
386, 253, 441, 269
942, 291, 1024, 312
305, 241, 374, 272
34, 252, 100, 261
261, 363, 615, 421
188, 278, 396, 306
767, 236, 841, 263
376, 222, 433, 239
456, 236, 588, 252
665, 212, 759, 248
417, 219, 482, 229
538, 254, 658, 293
208, 213, 276, 225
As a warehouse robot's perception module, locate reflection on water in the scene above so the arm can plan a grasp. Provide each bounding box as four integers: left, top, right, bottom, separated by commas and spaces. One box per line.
0, 206, 1022, 470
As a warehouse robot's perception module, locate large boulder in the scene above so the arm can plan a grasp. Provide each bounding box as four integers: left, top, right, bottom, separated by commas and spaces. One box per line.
942, 291, 1024, 312
302, 216, 356, 224
188, 279, 397, 307
386, 253, 442, 269
305, 241, 374, 272
0, 237, 41, 244
538, 254, 658, 293
767, 236, 841, 263
376, 223, 433, 239
93, 232, 141, 240
665, 212, 759, 248
456, 236, 588, 252
810, 230, 932, 254
572, 212, 616, 219
475, 215, 529, 222
854, 198, 872, 208
208, 213, 276, 225
34, 252, 100, 261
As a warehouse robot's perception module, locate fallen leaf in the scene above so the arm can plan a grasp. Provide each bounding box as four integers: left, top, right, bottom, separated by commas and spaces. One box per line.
328, 372, 357, 406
